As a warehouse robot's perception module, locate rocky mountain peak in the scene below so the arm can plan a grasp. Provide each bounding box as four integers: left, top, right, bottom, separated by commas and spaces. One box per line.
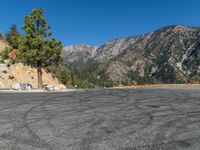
62, 45, 99, 62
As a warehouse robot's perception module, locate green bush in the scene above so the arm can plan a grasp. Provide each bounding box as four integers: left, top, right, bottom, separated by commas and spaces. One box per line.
46, 65, 95, 88
0, 47, 12, 60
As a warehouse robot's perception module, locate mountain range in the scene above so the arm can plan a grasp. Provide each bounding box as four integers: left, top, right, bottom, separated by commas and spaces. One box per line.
62, 25, 200, 85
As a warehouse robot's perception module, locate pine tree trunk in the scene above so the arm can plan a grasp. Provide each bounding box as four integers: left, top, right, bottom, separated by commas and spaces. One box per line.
37, 62, 43, 89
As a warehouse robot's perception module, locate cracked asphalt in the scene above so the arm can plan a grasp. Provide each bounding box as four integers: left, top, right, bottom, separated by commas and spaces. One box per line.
0, 88, 200, 150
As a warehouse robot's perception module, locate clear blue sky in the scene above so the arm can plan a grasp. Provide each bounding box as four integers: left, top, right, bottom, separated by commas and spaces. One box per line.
0, 0, 199, 46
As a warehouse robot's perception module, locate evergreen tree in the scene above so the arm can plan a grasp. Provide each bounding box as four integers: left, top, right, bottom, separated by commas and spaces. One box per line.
18, 8, 63, 89
5, 24, 20, 49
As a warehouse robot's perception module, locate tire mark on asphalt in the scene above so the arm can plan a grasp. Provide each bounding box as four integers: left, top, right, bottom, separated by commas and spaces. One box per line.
1, 89, 200, 150
0, 94, 55, 149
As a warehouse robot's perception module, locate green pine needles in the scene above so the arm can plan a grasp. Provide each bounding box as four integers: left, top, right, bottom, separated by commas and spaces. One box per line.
18, 8, 63, 89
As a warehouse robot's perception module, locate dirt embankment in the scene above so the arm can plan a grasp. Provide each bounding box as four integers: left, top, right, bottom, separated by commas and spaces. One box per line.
0, 62, 66, 89
0, 37, 66, 89
0, 38, 8, 52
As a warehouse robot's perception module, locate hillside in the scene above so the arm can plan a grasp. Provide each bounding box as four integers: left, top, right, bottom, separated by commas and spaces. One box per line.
63, 25, 200, 85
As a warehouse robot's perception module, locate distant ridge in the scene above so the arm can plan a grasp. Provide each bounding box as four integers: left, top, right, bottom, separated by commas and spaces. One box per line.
62, 25, 200, 85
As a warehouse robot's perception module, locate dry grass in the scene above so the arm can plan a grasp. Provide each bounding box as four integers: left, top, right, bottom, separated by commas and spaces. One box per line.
112, 84, 200, 89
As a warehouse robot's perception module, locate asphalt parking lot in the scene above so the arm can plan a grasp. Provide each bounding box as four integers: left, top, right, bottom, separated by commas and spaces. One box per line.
0, 88, 200, 150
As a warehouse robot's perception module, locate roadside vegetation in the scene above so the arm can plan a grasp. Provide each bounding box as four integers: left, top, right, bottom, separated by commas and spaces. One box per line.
65, 62, 114, 87
46, 65, 95, 88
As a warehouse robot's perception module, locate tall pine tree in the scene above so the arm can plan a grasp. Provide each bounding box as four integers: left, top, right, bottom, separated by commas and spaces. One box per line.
18, 8, 63, 89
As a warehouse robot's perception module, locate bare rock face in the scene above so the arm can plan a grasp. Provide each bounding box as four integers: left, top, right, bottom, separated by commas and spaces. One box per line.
93, 36, 141, 62
62, 45, 99, 62
62, 25, 200, 84
106, 61, 130, 83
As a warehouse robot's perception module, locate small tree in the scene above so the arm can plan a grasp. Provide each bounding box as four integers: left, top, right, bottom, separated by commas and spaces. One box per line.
5, 24, 20, 49
18, 8, 63, 89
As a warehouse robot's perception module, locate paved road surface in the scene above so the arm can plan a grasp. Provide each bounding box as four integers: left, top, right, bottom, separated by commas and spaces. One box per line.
0, 88, 200, 150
